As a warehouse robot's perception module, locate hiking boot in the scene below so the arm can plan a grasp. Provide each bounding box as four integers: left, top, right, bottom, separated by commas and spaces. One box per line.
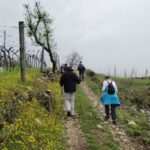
67, 111, 71, 117
104, 116, 109, 121
112, 120, 116, 125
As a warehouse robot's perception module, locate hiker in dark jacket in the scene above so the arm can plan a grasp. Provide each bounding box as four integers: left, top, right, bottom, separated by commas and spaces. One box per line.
60, 67, 81, 118
63, 63, 68, 73
60, 63, 68, 74
77, 61, 86, 81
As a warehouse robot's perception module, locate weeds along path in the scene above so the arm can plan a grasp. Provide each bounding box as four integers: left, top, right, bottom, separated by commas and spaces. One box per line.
81, 81, 145, 150
64, 110, 87, 150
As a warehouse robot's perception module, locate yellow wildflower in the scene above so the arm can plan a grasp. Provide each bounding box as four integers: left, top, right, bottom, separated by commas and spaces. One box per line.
28, 136, 36, 143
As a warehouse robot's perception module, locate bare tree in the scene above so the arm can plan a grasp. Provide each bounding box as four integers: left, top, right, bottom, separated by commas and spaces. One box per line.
24, 2, 57, 73
5, 47, 13, 69
65, 51, 82, 68
0, 46, 8, 68
0, 45, 14, 70
0, 45, 20, 70
11, 49, 19, 60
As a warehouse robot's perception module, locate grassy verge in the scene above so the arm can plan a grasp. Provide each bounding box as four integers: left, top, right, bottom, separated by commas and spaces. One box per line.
0, 69, 66, 150
85, 77, 100, 95
75, 86, 119, 150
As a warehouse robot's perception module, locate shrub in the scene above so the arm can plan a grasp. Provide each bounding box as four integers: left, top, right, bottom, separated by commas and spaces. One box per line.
86, 69, 96, 77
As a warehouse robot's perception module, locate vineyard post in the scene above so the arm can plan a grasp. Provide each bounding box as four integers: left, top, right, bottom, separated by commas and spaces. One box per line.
130, 68, 134, 78
0, 32, 5, 68
124, 69, 127, 78
19, 21, 26, 82
114, 66, 116, 77
145, 69, 148, 78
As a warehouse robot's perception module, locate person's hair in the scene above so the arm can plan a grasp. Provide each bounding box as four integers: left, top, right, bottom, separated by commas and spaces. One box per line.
64, 63, 67, 66
105, 75, 110, 79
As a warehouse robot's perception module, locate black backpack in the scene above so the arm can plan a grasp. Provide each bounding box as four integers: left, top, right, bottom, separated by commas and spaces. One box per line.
107, 81, 115, 95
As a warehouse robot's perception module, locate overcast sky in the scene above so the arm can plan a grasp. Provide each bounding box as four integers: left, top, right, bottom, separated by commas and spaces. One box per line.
0, 0, 150, 76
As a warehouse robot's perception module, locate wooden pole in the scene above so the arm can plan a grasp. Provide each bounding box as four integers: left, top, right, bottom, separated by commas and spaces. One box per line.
145, 69, 148, 78
3, 30, 8, 69
19, 21, 26, 82
131, 68, 134, 78
124, 69, 127, 78
114, 66, 116, 77
134, 69, 137, 78
99, 66, 101, 74
4, 30, 6, 48
0, 49, 2, 67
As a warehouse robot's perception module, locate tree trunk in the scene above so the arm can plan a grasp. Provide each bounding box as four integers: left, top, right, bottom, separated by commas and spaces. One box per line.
40, 47, 44, 73
52, 60, 56, 73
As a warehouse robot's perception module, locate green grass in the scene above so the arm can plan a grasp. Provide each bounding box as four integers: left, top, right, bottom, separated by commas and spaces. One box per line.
75, 86, 119, 150
85, 77, 100, 95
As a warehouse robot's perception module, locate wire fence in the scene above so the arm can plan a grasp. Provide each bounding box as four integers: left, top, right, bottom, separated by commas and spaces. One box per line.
0, 25, 48, 70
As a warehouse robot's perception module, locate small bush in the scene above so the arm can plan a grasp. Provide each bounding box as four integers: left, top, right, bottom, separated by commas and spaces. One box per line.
86, 69, 96, 77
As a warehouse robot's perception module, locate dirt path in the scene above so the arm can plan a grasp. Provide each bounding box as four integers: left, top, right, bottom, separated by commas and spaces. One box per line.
81, 81, 145, 150
64, 112, 87, 150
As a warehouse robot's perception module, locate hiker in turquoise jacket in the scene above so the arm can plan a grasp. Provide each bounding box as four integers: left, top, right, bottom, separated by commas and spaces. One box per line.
100, 75, 120, 124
